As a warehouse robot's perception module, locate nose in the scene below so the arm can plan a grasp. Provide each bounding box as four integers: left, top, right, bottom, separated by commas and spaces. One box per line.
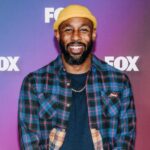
71, 30, 81, 41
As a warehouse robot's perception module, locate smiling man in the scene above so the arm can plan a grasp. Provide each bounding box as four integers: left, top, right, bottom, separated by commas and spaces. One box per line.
18, 4, 136, 150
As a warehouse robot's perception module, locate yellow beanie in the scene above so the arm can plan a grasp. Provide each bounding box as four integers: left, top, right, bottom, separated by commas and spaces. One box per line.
53, 4, 97, 30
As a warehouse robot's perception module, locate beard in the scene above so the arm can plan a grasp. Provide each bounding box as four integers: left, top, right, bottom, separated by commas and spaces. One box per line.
59, 40, 93, 65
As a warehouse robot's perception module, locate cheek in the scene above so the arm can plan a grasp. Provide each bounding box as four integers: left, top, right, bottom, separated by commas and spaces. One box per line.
60, 34, 72, 45
81, 34, 92, 44
60, 33, 92, 45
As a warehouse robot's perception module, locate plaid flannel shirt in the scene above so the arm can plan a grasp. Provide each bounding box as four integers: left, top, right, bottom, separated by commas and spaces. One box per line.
18, 54, 136, 150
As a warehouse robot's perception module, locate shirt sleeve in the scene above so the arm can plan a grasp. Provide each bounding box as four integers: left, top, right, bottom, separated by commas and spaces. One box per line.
18, 74, 41, 150
113, 74, 136, 150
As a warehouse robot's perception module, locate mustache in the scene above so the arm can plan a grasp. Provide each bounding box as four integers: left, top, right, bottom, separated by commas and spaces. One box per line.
66, 42, 86, 49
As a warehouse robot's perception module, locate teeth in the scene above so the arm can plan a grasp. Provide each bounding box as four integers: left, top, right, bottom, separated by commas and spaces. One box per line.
70, 46, 82, 49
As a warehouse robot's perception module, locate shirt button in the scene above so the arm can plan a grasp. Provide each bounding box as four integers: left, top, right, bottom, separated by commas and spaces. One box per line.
66, 103, 71, 107
66, 82, 70, 87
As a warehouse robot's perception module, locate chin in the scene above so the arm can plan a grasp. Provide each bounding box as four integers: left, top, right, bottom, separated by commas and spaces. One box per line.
70, 54, 83, 59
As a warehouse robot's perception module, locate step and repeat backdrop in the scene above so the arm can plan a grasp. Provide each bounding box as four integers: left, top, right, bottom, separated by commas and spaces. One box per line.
0, 0, 150, 149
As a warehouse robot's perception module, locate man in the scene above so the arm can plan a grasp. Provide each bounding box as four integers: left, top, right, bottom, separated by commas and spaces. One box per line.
18, 4, 136, 150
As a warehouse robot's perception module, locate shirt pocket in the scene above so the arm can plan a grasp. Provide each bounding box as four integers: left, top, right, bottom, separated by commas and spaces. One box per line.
101, 91, 121, 117
38, 92, 58, 119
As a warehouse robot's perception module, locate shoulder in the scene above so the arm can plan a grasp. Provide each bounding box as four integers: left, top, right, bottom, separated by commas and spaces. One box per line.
25, 55, 61, 78
92, 55, 122, 73
92, 55, 131, 89
22, 56, 62, 92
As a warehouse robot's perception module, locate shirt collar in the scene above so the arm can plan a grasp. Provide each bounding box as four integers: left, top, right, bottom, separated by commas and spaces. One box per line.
53, 54, 101, 75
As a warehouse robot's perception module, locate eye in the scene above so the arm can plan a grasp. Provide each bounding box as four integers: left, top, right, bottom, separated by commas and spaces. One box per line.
80, 27, 90, 33
63, 27, 73, 33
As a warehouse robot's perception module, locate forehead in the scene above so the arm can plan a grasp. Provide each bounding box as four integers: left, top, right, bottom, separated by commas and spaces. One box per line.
59, 17, 93, 29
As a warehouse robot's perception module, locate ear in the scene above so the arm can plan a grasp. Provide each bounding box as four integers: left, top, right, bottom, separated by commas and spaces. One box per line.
54, 30, 60, 41
92, 29, 96, 41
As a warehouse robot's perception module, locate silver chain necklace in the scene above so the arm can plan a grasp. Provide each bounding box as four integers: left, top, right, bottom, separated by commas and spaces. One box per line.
71, 85, 86, 93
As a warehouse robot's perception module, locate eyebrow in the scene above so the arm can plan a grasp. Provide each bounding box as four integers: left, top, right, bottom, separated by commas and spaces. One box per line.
60, 24, 72, 29
59, 23, 71, 31
60, 23, 92, 30
80, 24, 91, 28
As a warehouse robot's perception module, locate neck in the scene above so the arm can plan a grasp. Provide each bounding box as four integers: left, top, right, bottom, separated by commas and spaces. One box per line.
62, 54, 92, 74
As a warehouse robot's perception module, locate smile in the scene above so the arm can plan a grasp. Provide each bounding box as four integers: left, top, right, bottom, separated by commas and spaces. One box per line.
69, 45, 83, 50
68, 45, 85, 54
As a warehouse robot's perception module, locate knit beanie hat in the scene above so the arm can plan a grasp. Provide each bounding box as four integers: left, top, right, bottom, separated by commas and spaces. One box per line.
53, 4, 97, 30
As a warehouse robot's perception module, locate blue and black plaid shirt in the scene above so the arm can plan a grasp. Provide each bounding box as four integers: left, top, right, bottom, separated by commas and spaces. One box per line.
18, 54, 136, 150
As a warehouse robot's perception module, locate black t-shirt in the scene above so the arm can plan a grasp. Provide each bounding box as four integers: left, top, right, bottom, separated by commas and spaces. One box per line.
60, 72, 94, 150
